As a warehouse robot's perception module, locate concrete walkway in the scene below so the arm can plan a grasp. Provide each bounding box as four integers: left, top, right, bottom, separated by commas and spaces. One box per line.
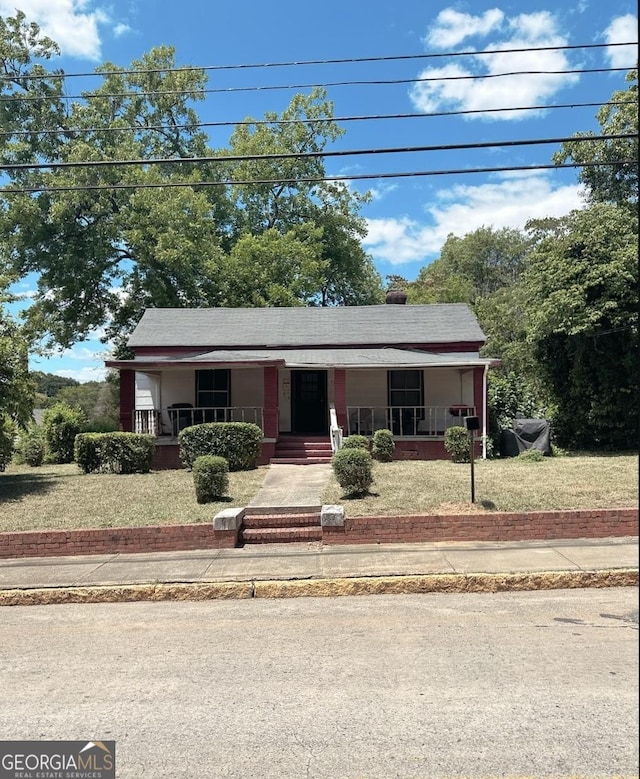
248, 463, 331, 508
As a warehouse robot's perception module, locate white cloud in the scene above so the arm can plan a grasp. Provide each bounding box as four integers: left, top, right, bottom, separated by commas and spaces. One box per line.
0, 0, 108, 59
363, 173, 585, 266
367, 182, 400, 201
603, 15, 638, 69
426, 8, 505, 48
113, 22, 132, 38
411, 9, 579, 120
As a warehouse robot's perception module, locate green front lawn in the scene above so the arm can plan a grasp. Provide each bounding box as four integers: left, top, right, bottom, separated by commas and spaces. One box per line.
0, 453, 636, 532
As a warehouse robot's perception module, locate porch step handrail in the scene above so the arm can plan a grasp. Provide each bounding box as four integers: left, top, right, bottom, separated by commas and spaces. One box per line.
329, 402, 343, 453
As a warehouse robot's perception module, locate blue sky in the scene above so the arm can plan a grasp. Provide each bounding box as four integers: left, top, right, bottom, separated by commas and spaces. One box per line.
1, 0, 637, 381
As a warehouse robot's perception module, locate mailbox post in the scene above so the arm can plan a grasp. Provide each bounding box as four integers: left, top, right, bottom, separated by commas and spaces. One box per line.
464, 415, 480, 503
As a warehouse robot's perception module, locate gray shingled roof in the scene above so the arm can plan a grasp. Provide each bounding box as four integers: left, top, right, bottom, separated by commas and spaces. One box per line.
127, 305, 485, 348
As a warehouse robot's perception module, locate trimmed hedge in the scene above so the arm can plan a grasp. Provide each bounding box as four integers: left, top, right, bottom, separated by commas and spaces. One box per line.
193, 455, 229, 503
341, 434, 371, 451
74, 432, 155, 474
179, 422, 262, 471
372, 428, 395, 462
332, 447, 374, 495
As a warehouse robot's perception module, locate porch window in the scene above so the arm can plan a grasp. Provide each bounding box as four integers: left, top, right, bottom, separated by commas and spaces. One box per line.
196, 369, 230, 413
388, 370, 424, 435
388, 370, 423, 409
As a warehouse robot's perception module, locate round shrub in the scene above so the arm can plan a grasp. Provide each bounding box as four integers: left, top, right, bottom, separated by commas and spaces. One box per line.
341, 435, 370, 451
444, 426, 470, 463
193, 455, 229, 503
332, 447, 373, 495
372, 428, 395, 462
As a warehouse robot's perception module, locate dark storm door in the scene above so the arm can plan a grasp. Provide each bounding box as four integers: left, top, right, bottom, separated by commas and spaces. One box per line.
291, 370, 328, 435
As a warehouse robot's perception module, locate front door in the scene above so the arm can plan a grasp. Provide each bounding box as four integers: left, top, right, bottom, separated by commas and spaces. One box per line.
291, 370, 328, 435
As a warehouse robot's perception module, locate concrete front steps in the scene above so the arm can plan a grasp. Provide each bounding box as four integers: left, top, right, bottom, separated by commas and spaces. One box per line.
271, 436, 333, 465
240, 506, 323, 544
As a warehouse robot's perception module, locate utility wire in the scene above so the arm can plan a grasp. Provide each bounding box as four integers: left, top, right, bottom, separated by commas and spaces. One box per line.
1, 160, 635, 195
0, 100, 634, 139
0, 66, 633, 103
1, 133, 634, 173
1, 40, 636, 81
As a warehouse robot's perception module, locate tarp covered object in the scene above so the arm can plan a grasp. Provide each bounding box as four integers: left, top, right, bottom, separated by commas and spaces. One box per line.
499, 419, 551, 457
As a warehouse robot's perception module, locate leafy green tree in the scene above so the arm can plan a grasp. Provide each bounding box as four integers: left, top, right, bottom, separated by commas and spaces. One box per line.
54, 381, 119, 429
474, 284, 537, 379
554, 69, 638, 209
0, 11, 65, 166
434, 226, 531, 302
524, 204, 638, 449
399, 260, 473, 304
224, 89, 383, 306
2, 42, 228, 349
1, 17, 384, 355
0, 310, 35, 429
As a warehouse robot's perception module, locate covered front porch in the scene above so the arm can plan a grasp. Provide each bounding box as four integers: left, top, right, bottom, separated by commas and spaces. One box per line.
107, 348, 494, 467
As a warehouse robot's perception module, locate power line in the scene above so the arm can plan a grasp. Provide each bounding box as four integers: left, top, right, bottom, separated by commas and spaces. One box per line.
0, 100, 634, 139
1, 160, 634, 195
1, 40, 636, 81
1, 65, 633, 103
1, 133, 634, 173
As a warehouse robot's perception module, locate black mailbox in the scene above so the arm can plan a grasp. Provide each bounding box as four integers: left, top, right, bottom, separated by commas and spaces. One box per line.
464, 415, 480, 431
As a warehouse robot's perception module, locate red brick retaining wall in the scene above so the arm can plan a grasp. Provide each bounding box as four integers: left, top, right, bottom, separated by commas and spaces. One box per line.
0, 524, 237, 559
0, 508, 636, 559
322, 508, 639, 545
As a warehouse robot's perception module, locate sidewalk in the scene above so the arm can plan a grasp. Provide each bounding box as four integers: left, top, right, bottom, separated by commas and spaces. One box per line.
0, 536, 637, 605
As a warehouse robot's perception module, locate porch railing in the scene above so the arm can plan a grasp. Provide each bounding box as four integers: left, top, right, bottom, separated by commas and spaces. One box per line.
133, 406, 264, 436
346, 405, 476, 437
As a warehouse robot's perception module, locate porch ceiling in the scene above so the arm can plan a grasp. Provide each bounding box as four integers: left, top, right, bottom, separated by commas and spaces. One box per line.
106, 348, 499, 370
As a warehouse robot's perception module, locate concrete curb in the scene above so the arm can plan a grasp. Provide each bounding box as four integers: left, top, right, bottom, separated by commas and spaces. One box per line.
0, 568, 636, 607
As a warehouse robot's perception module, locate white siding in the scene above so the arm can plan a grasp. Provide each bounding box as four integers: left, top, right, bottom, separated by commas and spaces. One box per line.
232, 368, 264, 407
135, 372, 160, 410
161, 370, 195, 409
424, 368, 474, 407
345, 369, 387, 406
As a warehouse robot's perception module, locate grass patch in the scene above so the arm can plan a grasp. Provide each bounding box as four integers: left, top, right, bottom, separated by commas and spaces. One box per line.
321, 454, 638, 516
0, 463, 267, 532
0, 454, 637, 532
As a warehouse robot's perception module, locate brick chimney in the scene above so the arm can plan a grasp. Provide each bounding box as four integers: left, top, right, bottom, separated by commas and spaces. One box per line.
385, 289, 407, 304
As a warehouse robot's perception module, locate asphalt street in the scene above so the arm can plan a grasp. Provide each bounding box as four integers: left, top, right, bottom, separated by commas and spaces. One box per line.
1, 588, 637, 779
